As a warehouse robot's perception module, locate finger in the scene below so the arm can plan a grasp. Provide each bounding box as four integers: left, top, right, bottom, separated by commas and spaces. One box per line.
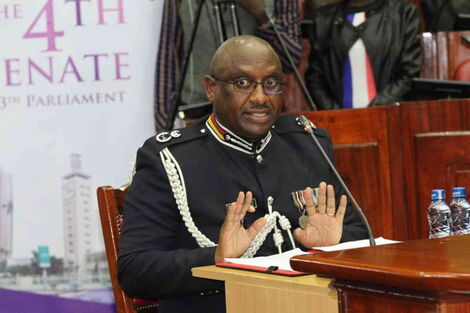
326, 184, 336, 216
227, 192, 244, 223
238, 191, 253, 220
246, 217, 267, 240
303, 187, 316, 216
243, 192, 253, 211
235, 191, 246, 214
335, 195, 347, 224
317, 182, 327, 214
221, 204, 238, 234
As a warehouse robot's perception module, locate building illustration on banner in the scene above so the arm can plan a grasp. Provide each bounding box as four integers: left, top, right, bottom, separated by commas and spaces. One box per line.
0, 0, 163, 310
0, 168, 14, 272
62, 153, 95, 284
0, 157, 110, 297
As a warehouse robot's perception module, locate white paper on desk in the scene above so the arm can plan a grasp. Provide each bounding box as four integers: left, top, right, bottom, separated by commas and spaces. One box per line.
225, 248, 310, 271
224, 238, 400, 272
313, 237, 400, 252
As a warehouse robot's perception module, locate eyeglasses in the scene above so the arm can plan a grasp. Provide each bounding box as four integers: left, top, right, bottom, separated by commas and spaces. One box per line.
211, 76, 287, 95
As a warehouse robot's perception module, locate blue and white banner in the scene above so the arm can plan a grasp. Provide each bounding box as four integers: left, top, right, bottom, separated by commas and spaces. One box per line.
0, 0, 163, 311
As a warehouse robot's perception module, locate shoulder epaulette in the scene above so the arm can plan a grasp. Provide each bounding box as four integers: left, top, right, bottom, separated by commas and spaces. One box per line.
149, 123, 209, 152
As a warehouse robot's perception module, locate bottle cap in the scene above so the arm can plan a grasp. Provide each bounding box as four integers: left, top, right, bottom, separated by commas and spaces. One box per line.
452, 187, 467, 198
431, 189, 445, 201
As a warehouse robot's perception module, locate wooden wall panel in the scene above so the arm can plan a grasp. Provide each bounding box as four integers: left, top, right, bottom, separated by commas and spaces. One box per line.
414, 132, 470, 238
447, 165, 470, 191
301, 98, 470, 241
334, 144, 392, 238
395, 100, 470, 239
337, 287, 438, 313
303, 106, 406, 240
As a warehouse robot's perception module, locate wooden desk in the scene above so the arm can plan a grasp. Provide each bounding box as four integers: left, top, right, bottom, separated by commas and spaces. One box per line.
291, 235, 470, 313
192, 266, 337, 313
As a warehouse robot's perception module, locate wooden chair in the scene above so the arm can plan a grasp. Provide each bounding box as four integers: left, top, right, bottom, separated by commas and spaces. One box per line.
420, 31, 470, 79
453, 59, 470, 81
97, 185, 159, 313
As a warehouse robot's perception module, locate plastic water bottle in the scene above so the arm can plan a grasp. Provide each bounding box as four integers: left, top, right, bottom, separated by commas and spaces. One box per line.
449, 187, 470, 235
427, 189, 452, 238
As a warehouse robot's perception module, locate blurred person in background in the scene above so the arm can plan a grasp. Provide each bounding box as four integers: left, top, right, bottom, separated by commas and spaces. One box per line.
305, 0, 421, 110
421, 0, 470, 32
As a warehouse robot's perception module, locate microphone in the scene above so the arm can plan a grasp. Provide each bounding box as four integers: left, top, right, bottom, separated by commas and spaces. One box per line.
297, 115, 376, 246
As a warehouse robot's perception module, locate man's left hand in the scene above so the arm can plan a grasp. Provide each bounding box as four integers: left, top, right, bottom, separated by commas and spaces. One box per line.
293, 182, 346, 248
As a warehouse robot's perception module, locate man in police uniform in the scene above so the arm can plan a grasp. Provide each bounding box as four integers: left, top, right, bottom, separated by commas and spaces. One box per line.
118, 35, 367, 313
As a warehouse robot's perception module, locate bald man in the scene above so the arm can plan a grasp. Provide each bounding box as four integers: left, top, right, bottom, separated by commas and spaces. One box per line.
119, 35, 367, 313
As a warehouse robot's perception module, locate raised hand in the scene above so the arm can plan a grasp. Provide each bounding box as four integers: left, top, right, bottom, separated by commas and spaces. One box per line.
293, 182, 346, 248
215, 191, 267, 263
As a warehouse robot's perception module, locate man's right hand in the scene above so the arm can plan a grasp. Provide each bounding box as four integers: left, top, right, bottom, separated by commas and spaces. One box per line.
215, 191, 267, 263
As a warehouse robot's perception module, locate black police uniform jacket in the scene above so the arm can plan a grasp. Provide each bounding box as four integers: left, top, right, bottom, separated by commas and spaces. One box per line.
305, 0, 421, 110
118, 114, 368, 313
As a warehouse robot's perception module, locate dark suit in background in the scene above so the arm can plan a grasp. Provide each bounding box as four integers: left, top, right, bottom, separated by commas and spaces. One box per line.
305, 0, 421, 110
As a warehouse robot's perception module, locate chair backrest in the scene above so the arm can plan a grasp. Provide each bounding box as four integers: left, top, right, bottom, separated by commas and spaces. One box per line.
420, 31, 470, 79
98, 185, 160, 313
97, 185, 137, 313
453, 59, 470, 81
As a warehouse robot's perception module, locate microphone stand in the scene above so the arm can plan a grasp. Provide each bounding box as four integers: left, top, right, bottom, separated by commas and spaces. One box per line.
298, 115, 376, 246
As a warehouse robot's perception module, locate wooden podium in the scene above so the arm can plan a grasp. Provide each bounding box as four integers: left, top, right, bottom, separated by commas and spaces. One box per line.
291, 235, 470, 313
192, 266, 337, 313
193, 236, 470, 313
